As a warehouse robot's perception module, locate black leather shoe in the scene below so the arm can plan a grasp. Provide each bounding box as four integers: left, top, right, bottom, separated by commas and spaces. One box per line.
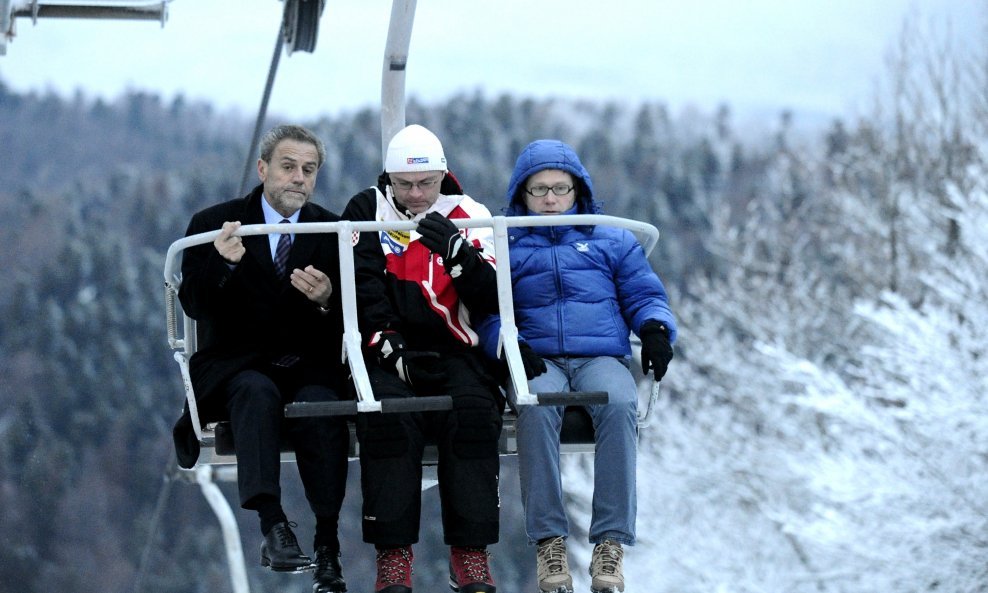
313, 546, 347, 592
260, 522, 314, 572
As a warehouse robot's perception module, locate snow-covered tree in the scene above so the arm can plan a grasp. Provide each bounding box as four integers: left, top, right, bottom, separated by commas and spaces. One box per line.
580, 8, 988, 593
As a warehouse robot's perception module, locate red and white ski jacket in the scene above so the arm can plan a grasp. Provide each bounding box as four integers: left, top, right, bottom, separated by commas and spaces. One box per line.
341, 173, 498, 353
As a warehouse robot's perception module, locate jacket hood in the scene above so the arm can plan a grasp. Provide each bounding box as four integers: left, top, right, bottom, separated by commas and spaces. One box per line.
505, 140, 599, 216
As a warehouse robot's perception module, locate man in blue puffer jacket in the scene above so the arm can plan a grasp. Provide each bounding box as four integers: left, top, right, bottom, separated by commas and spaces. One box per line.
477, 139, 677, 593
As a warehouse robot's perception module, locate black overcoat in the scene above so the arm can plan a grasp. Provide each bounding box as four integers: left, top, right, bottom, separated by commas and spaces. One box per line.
172, 185, 344, 467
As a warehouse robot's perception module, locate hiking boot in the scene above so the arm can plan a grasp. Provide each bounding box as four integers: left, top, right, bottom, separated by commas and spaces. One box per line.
589, 540, 624, 593
260, 521, 313, 572
535, 536, 573, 593
375, 545, 413, 593
448, 546, 496, 593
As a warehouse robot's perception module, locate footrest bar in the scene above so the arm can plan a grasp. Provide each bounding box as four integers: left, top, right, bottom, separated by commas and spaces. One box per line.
536, 391, 609, 406
284, 401, 359, 418
381, 395, 454, 413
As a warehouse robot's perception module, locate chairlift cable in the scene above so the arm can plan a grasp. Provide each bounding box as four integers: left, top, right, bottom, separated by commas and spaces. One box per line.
237, 0, 325, 198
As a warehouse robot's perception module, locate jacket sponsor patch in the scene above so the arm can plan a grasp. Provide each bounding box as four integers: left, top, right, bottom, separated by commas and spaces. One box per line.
380, 229, 410, 255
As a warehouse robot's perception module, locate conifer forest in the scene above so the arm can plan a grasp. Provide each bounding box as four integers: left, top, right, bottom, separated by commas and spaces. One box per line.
1, 11, 987, 593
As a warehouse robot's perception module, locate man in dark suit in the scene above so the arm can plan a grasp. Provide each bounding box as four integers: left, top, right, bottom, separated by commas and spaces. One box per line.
175, 124, 349, 593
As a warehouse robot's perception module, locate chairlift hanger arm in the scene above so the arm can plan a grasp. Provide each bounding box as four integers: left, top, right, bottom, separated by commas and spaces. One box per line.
381, 0, 417, 162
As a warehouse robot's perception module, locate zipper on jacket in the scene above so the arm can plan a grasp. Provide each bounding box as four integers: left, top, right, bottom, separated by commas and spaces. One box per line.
550, 229, 566, 354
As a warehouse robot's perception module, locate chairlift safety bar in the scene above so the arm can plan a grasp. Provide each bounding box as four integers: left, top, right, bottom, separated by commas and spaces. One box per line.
163, 215, 660, 425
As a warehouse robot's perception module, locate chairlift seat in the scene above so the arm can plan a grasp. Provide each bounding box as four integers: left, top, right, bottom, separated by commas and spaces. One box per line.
212, 420, 358, 457
560, 406, 597, 445
209, 400, 603, 460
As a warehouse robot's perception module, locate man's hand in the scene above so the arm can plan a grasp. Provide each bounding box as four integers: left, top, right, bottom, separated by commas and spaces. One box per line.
214, 221, 245, 264
518, 341, 546, 380
370, 330, 448, 388
497, 340, 546, 380
417, 212, 468, 265
291, 265, 333, 308
640, 320, 674, 380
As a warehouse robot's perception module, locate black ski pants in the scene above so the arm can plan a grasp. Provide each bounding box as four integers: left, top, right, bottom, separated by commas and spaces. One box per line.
357, 351, 503, 547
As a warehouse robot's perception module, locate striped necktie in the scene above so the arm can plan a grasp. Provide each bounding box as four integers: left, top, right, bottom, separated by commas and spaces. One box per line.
274, 219, 292, 278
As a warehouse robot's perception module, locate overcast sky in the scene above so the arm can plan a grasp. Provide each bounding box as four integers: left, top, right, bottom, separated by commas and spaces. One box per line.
0, 0, 982, 122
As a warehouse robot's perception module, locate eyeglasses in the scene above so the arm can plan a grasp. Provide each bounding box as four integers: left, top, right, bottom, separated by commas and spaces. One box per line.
525, 184, 574, 198
390, 175, 443, 192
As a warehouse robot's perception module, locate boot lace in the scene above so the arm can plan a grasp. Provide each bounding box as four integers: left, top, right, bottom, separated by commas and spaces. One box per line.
273, 521, 300, 547
537, 537, 569, 579
376, 546, 413, 589
590, 540, 623, 579
450, 546, 494, 585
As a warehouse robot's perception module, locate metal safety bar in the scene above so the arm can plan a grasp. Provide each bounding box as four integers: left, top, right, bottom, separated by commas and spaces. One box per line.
163, 215, 660, 433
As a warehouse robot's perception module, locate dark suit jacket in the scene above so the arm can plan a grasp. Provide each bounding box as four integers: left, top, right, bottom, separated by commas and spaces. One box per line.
172, 184, 345, 467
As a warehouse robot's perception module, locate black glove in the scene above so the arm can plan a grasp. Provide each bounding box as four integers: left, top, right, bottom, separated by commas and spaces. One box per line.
497, 340, 546, 380
640, 320, 673, 380
518, 341, 547, 380
370, 330, 448, 388
417, 211, 470, 266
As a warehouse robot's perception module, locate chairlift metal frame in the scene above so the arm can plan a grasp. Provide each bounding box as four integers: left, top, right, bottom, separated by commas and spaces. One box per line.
163, 219, 662, 593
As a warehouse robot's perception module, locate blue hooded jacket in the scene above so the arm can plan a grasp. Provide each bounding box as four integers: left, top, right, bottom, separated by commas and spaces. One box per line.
477, 139, 677, 361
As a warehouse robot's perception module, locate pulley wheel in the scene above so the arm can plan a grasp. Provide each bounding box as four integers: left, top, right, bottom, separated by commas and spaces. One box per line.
282, 0, 325, 54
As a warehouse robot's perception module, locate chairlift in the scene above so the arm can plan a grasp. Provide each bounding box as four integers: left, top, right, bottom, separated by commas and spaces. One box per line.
164, 215, 663, 458
159, 2, 664, 592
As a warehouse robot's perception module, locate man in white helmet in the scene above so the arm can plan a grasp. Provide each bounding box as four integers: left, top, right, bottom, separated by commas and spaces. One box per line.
341, 124, 501, 593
